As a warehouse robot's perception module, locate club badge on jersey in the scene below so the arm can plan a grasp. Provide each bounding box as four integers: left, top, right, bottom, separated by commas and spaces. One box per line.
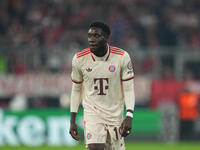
87, 133, 92, 140
109, 65, 116, 72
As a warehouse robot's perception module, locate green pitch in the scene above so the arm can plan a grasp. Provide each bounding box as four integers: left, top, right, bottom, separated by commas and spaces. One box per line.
1, 142, 200, 150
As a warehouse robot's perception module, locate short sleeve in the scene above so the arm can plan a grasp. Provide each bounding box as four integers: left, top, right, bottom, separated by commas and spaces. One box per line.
71, 55, 83, 83
121, 51, 134, 81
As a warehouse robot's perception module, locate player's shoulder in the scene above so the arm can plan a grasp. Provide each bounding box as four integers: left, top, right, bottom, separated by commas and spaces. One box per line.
75, 48, 91, 59
110, 46, 129, 56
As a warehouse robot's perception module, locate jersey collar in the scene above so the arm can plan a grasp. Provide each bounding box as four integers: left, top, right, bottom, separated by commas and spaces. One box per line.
90, 44, 110, 62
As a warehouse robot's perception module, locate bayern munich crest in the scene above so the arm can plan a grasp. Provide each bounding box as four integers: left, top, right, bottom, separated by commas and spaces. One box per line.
109, 65, 116, 72
87, 133, 92, 140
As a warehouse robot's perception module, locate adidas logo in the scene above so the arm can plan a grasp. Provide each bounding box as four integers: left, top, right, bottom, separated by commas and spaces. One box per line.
86, 68, 92, 72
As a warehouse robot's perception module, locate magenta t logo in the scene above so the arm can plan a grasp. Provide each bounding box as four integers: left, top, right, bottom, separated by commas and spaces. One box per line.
94, 78, 109, 95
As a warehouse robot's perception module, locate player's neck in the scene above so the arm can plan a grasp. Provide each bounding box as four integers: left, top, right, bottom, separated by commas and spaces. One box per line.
92, 45, 107, 57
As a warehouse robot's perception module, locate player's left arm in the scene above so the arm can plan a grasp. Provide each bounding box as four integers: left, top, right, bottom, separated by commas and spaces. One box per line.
120, 51, 135, 137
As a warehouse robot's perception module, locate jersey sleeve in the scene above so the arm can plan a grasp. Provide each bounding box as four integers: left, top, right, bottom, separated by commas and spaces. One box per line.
121, 51, 134, 81
121, 51, 135, 111
71, 55, 83, 83
70, 54, 83, 113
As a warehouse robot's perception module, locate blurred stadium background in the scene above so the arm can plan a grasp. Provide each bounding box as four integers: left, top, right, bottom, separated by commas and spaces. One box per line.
0, 0, 200, 149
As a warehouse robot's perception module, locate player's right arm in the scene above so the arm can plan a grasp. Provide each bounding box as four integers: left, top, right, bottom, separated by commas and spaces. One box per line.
69, 55, 83, 141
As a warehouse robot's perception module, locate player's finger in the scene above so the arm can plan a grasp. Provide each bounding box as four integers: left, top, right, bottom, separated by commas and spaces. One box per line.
119, 123, 126, 136
121, 130, 127, 137
121, 129, 129, 137
70, 130, 80, 141
119, 124, 123, 135
73, 134, 80, 141
121, 126, 130, 137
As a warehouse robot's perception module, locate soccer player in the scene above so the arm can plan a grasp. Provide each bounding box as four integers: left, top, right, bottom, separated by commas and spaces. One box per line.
69, 21, 135, 150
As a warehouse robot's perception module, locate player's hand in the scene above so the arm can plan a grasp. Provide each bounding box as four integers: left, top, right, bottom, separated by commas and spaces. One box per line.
69, 122, 80, 141
119, 116, 132, 137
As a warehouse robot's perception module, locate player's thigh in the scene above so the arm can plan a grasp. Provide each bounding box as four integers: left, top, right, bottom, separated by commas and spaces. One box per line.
88, 143, 105, 150
106, 125, 125, 150
84, 121, 107, 145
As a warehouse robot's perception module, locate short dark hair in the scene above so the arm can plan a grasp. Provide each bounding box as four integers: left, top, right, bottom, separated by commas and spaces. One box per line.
89, 21, 111, 36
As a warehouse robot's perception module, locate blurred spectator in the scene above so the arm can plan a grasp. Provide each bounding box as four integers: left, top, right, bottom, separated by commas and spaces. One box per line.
177, 88, 199, 141
150, 66, 184, 108
0, 0, 199, 74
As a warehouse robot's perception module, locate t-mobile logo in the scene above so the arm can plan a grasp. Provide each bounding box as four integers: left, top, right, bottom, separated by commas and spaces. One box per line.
94, 78, 109, 95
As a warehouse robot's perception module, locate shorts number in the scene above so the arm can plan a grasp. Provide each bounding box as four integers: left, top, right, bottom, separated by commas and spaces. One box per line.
114, 127, 119, 140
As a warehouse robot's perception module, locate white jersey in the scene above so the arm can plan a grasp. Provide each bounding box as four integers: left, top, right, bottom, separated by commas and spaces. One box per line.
71, 45, 134, 125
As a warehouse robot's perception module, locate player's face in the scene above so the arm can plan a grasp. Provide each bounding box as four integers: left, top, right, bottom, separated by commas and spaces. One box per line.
88, 27, 107, 53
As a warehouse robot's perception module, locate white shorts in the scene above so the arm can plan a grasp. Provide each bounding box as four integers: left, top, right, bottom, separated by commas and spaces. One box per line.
84, 121, 125, 150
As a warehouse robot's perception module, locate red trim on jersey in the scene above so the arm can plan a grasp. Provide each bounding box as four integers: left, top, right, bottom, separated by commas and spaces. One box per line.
111, 49, 124, 53
77, 48, 90, 58
77, 48, 89, 55
77, 52, 90, 58
77, 48, 90, 54
71, 78, 82, 84
90, 45, 110, 61
111, 51, 124, 55
110, 47, 124, 55
91, 54, 96, 61
105, 46, 111, 61
111, 47, 123, 51
111, 47, 124, 51
111, 48, 124, 51
77, 50, 90, 54
84, 121, 86, 145
121, 76, 134, 81
77, 50, 90, 57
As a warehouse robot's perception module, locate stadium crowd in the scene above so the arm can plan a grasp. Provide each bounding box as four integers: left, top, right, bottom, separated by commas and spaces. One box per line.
0, 0, 200, 74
